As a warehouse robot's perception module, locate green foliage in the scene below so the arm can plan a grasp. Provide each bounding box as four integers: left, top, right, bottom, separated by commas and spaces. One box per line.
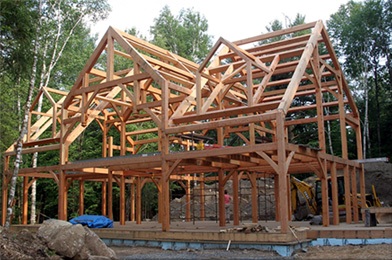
150, 6, 212, 63
327, 0, 392, 158
260, 13, 310, 44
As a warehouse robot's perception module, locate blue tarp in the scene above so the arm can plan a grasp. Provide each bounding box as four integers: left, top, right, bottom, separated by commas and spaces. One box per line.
69, 215, 113, 228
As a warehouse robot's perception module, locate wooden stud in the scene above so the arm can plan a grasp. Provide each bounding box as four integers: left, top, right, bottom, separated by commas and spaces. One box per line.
79, 180, 84, 215
136, 177, 142, 224
359, 165, 366, 221
351, 166, 359, 222
22, 177, 28, 224
185, 178, 191, 222
108, 170, 113, 220
233, 171, 240, 226
330, 162, 339, 225
250, 172, 258, 223
276, 111, 288, 233
58, 170, 66, 220
343, 165, 352, 224
218, 169, 225, 227
101, 181, 107, 216
120, 174, 125, 225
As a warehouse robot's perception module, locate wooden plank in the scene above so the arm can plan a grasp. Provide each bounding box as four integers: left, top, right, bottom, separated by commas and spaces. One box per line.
172, 101, 280, 124
233, 21, 317, 46
278, 20, 323, 113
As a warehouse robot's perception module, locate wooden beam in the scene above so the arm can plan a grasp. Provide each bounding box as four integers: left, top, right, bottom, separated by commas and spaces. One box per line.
278, 20, 324, 114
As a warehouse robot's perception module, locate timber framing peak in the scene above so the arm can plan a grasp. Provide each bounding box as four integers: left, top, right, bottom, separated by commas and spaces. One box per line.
2, 21, 365, 233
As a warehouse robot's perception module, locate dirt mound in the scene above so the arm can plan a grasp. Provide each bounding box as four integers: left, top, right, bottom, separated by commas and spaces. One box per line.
0, 227, 61, 259
364, 162, 392, 206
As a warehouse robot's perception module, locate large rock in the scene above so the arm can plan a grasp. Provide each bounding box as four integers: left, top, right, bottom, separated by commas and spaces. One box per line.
37, 219, 117, 259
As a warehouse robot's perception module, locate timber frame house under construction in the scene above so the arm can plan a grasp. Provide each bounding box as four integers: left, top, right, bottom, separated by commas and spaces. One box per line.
2, 21, 366, 233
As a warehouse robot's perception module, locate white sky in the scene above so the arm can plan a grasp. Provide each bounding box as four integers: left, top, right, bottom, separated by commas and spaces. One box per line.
91, 0, 349, 42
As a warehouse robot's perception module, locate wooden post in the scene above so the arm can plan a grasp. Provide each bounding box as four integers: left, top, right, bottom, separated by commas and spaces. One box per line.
330, 161, 339, 225
136, 177, 142, 224
359, 165, 366, 221
101, 181, 107, 216
161, 160, 170, 231
130, 180, 135, 221
58, 170, 66, 220
108, 136, 113, 157
250, 172, 258, 223
276, 111, 288, 233
233, 171, 240, 226
120, 175, 125, 225
185, 178, 191, 222
102, 120, 108, 158
200, 174, 205, 221
343, 165, 352, 224
351, 166, 359, 222
156, 179, 162, 224
22, 177, 29, 224
338, 77, 348, 160
79, 180, 84, 215
320, 159, 330, 227
286, 174, 292, 221
315, 78, 325, 152
274, 174, 280, 221
1, 165, 9, 226
108, 170, 113, 220
321, 177, 330, 226
218, 169, 225, 226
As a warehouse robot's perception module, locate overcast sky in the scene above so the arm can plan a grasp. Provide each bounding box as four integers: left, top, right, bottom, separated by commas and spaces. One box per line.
90, 0, 350, 42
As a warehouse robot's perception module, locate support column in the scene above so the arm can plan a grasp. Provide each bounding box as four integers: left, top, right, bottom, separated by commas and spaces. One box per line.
136, 177, 142, 224
79, 180, 84, 215
200, 174, 205, 221
233, 171, 239, 225
22, 177, 29, 224
120, 175, 126, 225
286, 174, 291, 221
274, 174, 280, 221
1, 157, 10, 226
218, 169, 225, 226
351, 166, 359, 222
331, 162, 339, 225
359, 165, 366, 221
58, 170, 67, 220
108, 170, 113, 220
101, 181, 107, 216
130, 180, 135, 221
276, 111, 288, 233
185, 178, 191, 222
343, 165, 352, 223
1, 177, 8, 226
250, 172, 258, 223
161, 160, 170, 231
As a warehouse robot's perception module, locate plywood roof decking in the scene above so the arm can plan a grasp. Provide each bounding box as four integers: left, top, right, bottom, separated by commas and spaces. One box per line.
2, 21, 365, 233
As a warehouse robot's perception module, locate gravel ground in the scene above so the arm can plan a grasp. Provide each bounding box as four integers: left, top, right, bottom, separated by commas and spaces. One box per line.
111, 246, 282, 259
110, 244, 392, 260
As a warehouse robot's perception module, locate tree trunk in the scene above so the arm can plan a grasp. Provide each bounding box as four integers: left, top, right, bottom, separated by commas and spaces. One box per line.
5, 43, 39, 229
363, 72, 370, 159
373, 61, 381, 156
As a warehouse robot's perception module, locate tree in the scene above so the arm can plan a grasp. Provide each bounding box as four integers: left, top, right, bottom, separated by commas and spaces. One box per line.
327, 0, 392, 158
150, 5, 212, 63
1, 0, 110, 228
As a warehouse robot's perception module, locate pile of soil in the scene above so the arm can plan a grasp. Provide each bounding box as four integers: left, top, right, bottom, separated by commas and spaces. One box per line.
0, 227, 61, 259
364, 162, 392, 206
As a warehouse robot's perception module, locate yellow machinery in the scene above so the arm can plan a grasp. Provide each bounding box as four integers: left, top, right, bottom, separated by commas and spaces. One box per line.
291, 176, 378, 221
290, 177, 318, 220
